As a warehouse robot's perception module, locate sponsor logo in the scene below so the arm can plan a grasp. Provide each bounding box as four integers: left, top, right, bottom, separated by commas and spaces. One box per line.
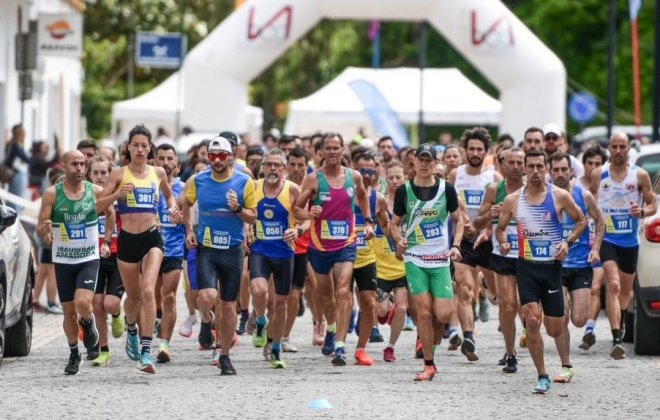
523, 229, 546, 238
626, 183, 636, 192
47, 20, 73, 39
264, 209, 274, 219
414, 208, 439, 218
346, 187, 355, 198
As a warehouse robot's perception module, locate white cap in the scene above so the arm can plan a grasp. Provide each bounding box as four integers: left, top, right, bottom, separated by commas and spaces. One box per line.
208, 136, 232, 153
543, 123, 563, 138
361, 138, 375, 149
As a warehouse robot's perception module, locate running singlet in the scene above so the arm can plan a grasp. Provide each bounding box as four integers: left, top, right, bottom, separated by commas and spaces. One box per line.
516, 185, 562, 261
598, 164, 641, 247
454, 165, 495, 224
562, 186, 590, 268
403, 180, 451, 268
492, 180, 519, 258
373, 211, 406, 280
354, 189, 377, 269
188, 169, 255, 249
158, 179, 185, 257
116, 166, 159, 214
51, 181, 99, 264
251, 179, 295, 259
309, 169, 356, 252
98, 204, 120, 254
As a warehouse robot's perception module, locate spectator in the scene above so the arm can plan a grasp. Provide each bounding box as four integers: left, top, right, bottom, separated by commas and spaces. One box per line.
5, 124, 31, 211
153, 126, 174, 148
30, 138, 61, 196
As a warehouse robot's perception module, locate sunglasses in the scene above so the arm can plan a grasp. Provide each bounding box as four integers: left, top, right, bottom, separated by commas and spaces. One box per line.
545, 135, 559, 141
208, 152, 230, 162
358, 168, 377, 176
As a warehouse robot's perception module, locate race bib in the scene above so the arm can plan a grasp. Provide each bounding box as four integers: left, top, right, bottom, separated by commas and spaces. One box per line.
321, 220, 349, 240
420, 221, 443, 240
203, 228, 231, 249
562, 223, 575, 241
356, 230, 367, 249
256, 221, 284, 240
522, 239, 552, 260
461, 190, 484, 209
127, 186, 156, 208
605, 214, 633, 234
60, 223, 86, 242
506, 233, 519, 252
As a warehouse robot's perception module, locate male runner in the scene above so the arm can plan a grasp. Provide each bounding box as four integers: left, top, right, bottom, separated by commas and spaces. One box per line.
37, 150, 114, 374
293, 132, 375, 366
497, 149, 586, 394
589, 132, 656, 359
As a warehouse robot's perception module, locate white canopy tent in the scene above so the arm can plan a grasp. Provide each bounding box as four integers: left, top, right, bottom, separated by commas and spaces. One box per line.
284, 67, 502, 139
111, 73, 263, 144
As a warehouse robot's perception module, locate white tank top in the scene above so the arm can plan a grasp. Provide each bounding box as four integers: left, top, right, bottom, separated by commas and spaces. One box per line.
454, 165, 495, 224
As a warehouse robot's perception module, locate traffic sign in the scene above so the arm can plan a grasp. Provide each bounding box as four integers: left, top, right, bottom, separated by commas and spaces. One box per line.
568, 92, 598, 124
136, 32, 187, 69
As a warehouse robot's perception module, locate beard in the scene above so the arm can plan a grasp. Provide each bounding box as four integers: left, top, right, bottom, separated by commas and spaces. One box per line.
468, 156, 484, 168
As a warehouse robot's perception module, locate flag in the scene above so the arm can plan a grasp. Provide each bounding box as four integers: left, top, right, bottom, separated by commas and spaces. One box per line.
629, 0, 642, 21
368, 21, 380, 42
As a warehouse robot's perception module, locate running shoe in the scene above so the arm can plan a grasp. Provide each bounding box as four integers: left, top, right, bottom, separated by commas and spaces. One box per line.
332, 347, 347, 366
579, 331, 596, 350
78, 323, 84, 342
92, 351, 111, 367
355, 349, 374, 366
263, 342, 272, 361
211, 345, 221, 366
383, 346, 397, 363
218, 356, 236, 375
153, 317, 162, 336
64, 352, 82, 375
32, 302, 46, 312
478, 295, 490, 322
448, 329, 462, 351
442, 323, 451, 339
45, 303, 64, 315
270, 351, 287, 369
281, 338, 298, 353
198, 314, 215, 350
403, 316, 415, 331
414, 365, 437, 382
519, 329, 527, 348
369, 327, 384, 343
112, 314, 125, 339
125, 333, 141, 361
313, 322, 326, 347
178, 314, 197, 338
252, 320, 268, 348
376, 288, 390, 303
610, 341, 626, 360
80, 315, 99, 350
532, 376, 551, 394
298, 294, 305, 317
502, 355, 518, 373
498, 353, 508, 366
415, 339, 424, 359
236, 312, 249, 335
156, 342, 171, 363
321, 331, 336, 356
460, 337, 479, 362
245, 310, 257, 336
86, 345, 100, 361
348, 309, 357, 334
553, 366, 574, 383
137, 352, 156, 374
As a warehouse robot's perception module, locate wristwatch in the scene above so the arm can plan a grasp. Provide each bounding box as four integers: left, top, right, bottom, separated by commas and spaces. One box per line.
103, 240, 112, 246
233, 204, 243, 213
363, 217, 375, 225
566, 240, 575, 247
451, 244, 460, 250
297, 227, 304, 237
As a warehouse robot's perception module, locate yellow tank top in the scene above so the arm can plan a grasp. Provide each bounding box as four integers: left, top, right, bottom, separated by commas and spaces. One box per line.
373, 236, 406, 280
116, 166, 160, 215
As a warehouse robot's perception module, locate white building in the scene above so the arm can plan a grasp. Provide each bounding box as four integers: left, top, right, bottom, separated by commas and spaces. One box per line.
0, 0, 84, 156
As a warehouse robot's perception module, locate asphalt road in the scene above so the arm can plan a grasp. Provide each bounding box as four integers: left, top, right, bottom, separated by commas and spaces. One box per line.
2, 288, 659, 419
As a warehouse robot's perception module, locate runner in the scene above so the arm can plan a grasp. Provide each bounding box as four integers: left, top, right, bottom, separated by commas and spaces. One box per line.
496, 149, 587, 394
96, 124, 183, 374
293, 132, 375, 367
183, 136, 257, 375
390, 143, 463, 381
474, 147, 525, 373
548, 152, 604, 382
447, 127, 502, 361
249, 148, 301, 368
37, 150, 114, 375
589, 132, 656, 359
154, 144, 186, 363
88, 156, 124, 367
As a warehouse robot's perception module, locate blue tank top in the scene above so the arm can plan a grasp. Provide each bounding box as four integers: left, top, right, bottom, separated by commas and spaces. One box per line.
562, 186, 590, 268
116, 166, 160, 215
251, 180, 295, 259
598, 164, 641, 247
158, 179, 186, 257
353, 189, 377, 251
195, 169, 251, 249
517, 184, 563, 262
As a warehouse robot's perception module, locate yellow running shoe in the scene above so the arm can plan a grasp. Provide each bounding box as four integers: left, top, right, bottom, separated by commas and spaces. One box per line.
112, 314, 125, 339
92, 351, 111, 366
519, 329, 527, 348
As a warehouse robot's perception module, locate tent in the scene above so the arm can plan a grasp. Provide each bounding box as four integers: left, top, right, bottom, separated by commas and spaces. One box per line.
283, 67, 502, 140
111, 72, 263, 143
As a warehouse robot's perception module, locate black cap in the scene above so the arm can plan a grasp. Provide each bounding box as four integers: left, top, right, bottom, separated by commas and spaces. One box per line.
219, 131, 239, 147
415, 143, 436, 159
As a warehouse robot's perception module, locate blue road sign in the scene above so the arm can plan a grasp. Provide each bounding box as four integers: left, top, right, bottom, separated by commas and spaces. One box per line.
568, 92, 599, 124
136, 32, 187, 69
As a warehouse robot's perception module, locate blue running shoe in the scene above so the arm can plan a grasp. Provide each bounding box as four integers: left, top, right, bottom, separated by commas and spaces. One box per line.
355, 312, 362, 337
403, 316, 415, 331
533, 376, 551, 394
348, 309, 357, 334
125, 333, 140, 361
137, 352, 156, 374
369, 326, 384, 343
331, 346, 347, 366
321, 331, 336, 356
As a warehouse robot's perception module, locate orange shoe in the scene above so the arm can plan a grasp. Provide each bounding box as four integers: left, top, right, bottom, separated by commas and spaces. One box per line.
354, 349, 374, 366
415, 339, 424, 359
414, 365, 437, 381
78, 323, 84, 342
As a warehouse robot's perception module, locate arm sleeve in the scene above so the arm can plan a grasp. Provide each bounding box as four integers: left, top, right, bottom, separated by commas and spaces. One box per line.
445, 183, 459, 213
242, 177, 257, 209
393, 185, 408, 217
185, 175, 197, 204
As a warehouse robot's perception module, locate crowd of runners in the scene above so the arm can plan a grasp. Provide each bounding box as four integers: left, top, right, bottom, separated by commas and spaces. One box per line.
36, 123, 656, 394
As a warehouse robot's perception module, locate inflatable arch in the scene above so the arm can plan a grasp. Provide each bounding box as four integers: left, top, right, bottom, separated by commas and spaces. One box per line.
182, 0, 566, 139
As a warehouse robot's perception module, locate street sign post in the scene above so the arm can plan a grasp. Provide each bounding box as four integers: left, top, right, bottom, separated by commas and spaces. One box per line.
136, 32, 187, 69
568, 92, 599, 125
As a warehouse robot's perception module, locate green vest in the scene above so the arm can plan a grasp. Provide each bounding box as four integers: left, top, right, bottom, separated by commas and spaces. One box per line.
51, 181, 99, 264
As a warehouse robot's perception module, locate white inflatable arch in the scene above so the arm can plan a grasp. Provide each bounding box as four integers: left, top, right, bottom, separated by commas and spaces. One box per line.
182, 0, 565, 139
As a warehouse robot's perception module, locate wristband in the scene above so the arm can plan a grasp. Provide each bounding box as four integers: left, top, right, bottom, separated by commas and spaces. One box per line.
233, 204, 243, 214
104, 240, 112, 246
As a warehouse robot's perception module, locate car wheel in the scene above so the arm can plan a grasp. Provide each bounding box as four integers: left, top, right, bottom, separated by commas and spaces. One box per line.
0, 281, 5, 366
4, 269, 33, 358
622, 309, 635, 343
633, 292, 660, 355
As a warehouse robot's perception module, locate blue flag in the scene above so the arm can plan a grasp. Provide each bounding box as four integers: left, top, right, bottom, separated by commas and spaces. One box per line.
348, 79, 409, 148
629, 0, 641, 20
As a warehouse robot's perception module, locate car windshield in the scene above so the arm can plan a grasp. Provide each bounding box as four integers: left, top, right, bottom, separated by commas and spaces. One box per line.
636, 152, 660, 180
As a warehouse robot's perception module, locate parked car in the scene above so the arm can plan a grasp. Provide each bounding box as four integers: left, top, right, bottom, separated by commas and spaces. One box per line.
630, 146, 660, 355
0, 202, 35, 365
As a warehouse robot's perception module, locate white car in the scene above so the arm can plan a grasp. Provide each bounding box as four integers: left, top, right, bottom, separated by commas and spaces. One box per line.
0, 202, 35, 365
630, 143, 660, 355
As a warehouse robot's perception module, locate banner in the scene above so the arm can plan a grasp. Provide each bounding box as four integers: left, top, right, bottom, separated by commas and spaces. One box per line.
37, 13, 83, 58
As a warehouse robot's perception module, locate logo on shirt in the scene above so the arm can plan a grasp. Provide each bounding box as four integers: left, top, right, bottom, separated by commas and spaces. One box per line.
82, 202, 91, 211
626, 184, 636, 192
346, 187, 355, 198
414, 209, 439, 217
602, 182, 611, 191
541, 211, 552, 221
612, 192, 627, 208
264, 209, 274, 219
